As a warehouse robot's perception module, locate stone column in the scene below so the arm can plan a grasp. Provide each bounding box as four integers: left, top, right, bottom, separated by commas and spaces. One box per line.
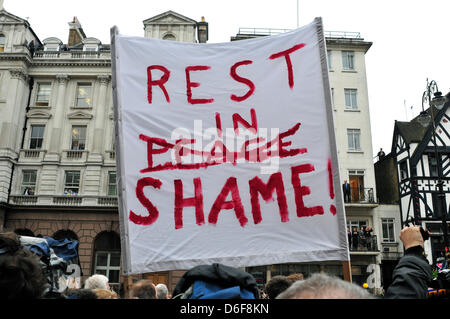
47, 74, 70, 161
90, 75, 110, 160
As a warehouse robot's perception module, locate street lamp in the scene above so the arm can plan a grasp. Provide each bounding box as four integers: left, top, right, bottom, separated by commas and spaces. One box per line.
418, 79, 449, 265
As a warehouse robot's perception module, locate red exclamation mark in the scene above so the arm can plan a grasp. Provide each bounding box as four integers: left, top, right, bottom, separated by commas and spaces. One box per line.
328, 158, 337, 216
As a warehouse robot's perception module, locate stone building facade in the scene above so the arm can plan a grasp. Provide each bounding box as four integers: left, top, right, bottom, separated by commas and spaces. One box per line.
0, 5, 402, 294
0, 7, 205, 293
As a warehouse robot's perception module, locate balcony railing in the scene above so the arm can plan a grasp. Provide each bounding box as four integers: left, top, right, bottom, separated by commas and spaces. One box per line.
97, 196, 118, 206
10, 195, 38, 205
33, 51, 60, 58
53, 196, 82, 205
19, 149, 47, 162
346, 187, 376, 204
63, 150, 88, 161
324, 31, 361, 39
349, 235, 378, 252
9, 194, 119, 207
70, 50, 100, 59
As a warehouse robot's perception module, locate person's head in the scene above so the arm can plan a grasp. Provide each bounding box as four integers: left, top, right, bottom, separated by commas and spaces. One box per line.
155, 283, 169, 299
92, 288, 118, 299
130, 279, 156, 299
287, 273, 304, 283
265, 275, 292, 299
276, 273, 374, 299
84, 274, 110, 290
0, 232, 47, 299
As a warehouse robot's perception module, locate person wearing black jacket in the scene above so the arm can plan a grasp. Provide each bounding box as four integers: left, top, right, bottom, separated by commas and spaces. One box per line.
384, 226, 432, 299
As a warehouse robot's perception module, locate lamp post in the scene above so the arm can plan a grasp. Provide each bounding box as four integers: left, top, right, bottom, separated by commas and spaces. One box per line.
418, 79, 449, 265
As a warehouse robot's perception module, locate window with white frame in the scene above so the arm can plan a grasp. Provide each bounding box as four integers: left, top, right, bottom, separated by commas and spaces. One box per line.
344, 88, 358, 110
71, 126, 87, 150
342, 50, 354, 70
29, 125, 45, 149
93, 232, 121, 291
44, 44, 59, 51
21, 170, 37, 195
75, 83, 92, 107
347, 129, 361, 151
83, 45, 98, 52
347, 220, 367, 231
35, 83, 51, 106
107, 171, 117, 196
381, 218, 396, 242
64, 171, 80, 195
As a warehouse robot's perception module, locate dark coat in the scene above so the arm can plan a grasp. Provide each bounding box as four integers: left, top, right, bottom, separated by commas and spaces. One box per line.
384, 246, 432, 299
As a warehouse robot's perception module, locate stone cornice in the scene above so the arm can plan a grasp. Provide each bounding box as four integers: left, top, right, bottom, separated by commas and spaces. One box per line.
31, 59, 111, 68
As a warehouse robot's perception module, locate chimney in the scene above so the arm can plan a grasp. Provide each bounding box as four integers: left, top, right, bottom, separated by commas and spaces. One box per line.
68, 16, 86, 47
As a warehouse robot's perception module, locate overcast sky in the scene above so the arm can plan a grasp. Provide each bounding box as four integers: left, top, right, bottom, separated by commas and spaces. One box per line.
5, 0, 450, 158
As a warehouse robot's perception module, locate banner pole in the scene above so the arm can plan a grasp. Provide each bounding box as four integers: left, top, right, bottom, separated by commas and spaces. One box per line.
342, 260, 352, 283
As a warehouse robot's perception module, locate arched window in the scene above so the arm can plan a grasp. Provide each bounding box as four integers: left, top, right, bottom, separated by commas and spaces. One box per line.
14, 228, 35, 237
93, 231, 121, 291
163, 33, 176, 41
0, 35, 5, 52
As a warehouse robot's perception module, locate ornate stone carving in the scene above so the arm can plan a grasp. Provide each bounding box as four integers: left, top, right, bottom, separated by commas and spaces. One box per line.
56, 74, 70, 85
97, 74, 111, 85
9, 68, 28, 82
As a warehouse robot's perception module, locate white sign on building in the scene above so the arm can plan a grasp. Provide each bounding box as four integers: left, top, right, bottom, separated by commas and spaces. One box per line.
111, 18, 349, 275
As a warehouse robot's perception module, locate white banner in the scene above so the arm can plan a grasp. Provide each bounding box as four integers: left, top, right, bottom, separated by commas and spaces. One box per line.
111, 18, 349, 275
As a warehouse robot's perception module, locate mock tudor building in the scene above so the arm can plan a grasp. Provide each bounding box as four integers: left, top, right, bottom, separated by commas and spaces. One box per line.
390, 100, 450, 265
0, 5, 400, 294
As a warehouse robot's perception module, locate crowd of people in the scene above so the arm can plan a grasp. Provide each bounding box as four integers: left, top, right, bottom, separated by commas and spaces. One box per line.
347, 226, 374, 251
0, 226, 446, 299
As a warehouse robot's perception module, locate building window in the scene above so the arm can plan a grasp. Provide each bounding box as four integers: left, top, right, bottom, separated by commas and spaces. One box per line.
107, 171, 117, 196
21, 170, 37, 195
348, 170, 365, 202
64, 171, 81, 195
76, 83, 92, 107
344, 89, 358, 110
29, 125, 45, 149
399, 161, 408, 180
71, 126, 87, 150
432, 193, 447, 218
93, 232, 121, 292
35, 83, 51, 106
342, 51, 354, 70
381, 218, 395, 243
83, 45, 98, 52
0, 35, 5, 52
347, 129, 361, 151
428, 154, 439, 177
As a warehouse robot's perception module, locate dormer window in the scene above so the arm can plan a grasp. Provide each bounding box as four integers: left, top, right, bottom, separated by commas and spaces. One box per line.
44, 44, 60, 51
42, 38, 63, 53
83, 45, 98, 52
82, 38, 101, 53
